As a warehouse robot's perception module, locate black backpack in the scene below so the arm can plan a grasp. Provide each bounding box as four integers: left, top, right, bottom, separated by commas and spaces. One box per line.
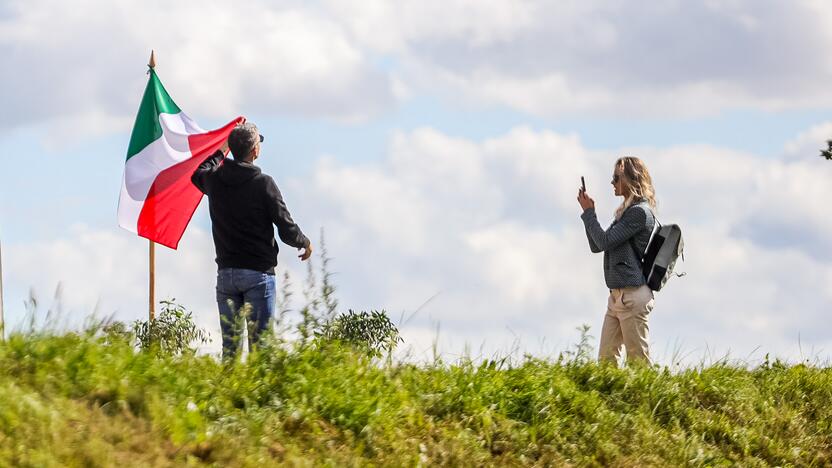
630, 217, 685, 291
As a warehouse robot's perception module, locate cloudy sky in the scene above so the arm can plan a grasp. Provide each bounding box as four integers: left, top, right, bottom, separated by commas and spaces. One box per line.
1, 0, 831, 365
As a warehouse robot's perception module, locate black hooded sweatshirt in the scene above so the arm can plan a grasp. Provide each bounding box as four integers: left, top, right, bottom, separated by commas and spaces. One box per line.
191, 150, 310, 274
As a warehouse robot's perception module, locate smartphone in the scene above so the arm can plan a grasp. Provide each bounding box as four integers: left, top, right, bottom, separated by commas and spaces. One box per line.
581, 176, 586, 193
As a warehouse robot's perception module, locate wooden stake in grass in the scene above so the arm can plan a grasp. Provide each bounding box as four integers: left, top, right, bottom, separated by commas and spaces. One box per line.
0, 237, 5, 340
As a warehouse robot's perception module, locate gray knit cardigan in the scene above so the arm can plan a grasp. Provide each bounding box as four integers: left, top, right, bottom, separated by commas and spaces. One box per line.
580, 200, 656, 289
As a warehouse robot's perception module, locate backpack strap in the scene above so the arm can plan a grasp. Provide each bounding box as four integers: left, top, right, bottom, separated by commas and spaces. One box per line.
622, 202, 658, 250
623, 203, 658, 275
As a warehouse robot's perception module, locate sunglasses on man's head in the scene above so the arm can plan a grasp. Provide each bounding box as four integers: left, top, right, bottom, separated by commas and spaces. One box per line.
259, 134, 264, 143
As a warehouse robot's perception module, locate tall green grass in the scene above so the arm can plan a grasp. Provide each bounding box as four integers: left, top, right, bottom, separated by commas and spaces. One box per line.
0, 328, 830, 467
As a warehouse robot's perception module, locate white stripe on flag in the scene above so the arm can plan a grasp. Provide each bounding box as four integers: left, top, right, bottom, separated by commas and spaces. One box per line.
117, 112, 205, 231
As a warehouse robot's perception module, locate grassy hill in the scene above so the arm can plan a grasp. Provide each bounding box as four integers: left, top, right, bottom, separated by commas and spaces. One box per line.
1, 327, 830, 467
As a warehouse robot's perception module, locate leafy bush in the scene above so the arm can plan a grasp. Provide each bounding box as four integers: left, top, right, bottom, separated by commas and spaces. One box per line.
319, 309, 403, 357
132, 299, 208, 355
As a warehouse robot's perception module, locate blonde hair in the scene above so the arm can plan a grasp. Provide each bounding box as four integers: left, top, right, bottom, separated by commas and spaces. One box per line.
614, 156, 657, 220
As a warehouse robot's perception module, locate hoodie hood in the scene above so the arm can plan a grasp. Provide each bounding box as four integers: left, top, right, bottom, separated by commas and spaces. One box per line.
217, 158, 261, 186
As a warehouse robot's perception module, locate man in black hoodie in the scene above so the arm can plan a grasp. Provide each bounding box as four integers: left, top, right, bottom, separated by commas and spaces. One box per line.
192, 122, 312, 359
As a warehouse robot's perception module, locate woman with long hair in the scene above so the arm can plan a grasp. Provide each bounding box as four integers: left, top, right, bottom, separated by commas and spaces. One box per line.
577, 156, 657, 365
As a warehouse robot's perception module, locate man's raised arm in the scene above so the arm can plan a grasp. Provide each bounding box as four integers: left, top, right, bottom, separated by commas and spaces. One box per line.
191, 142, 228, 194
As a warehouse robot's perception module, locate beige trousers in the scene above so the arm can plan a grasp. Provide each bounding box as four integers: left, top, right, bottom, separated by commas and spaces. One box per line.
598, 284, 654, 365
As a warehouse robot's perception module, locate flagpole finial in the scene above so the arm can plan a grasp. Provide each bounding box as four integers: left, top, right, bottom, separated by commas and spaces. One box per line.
148, 50, 156, 69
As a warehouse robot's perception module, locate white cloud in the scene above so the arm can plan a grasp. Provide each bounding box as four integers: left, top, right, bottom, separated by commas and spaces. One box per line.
0, 0, 395, 135
6, 0, 832, 136
5, 225, 145, 321
326, 0, 536, 53
311, 156, 434, 255
783, 121, 832, 160
3, 223, 225, 350
334, 0, 832, 118
465, 223, 598, 307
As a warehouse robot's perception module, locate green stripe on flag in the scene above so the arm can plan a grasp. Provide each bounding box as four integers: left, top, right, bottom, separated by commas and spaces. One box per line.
125, 69, 183, 160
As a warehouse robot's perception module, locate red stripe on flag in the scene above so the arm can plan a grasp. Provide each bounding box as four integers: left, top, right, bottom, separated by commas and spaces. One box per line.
137, 117, 244, 249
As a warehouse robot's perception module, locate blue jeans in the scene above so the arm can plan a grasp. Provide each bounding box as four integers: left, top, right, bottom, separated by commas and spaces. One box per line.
216, 268, 276, 359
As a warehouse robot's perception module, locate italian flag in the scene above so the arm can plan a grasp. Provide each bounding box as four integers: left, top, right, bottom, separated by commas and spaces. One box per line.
118, 68, 242, 249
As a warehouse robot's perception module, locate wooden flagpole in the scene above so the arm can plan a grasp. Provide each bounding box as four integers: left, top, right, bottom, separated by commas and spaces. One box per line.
0, 237, 5, 340
149, 240, 155, 321
148, 50, 156, 322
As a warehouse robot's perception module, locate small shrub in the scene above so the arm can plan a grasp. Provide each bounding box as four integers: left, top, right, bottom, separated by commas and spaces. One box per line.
319, 309, 403, 357
132, 299, 208, 355
100, 320, 132, 345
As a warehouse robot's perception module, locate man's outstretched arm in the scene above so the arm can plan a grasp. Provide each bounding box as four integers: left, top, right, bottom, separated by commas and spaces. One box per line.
265, 177, 312, 261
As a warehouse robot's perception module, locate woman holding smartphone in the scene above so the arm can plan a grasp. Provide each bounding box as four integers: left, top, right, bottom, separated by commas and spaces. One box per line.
577, 157, 657, 366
